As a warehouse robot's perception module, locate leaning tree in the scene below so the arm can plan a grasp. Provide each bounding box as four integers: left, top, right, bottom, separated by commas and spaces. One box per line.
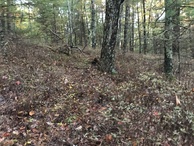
100, 0, 125, 73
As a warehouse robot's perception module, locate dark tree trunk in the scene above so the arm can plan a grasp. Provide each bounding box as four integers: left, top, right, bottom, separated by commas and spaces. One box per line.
142, 0, 147, 54
172, 1, 180, 73
100, 0, 124, 73
130, 2, 135, 52
81, 0, 87, 46
137, 4, 142, 54
123, 1, 130, 54
172, 1, 180, 55
0, 7, 5, 49
91, 0, 96, 48
164, 0, 174, 78
116, 3, 123, 49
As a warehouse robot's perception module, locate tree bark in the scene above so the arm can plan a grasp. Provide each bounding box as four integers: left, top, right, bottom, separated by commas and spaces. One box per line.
130, 1, 135, 52
100, 0, 124, 73
123, 1, 130, 54
142, 0, 147, 54
91, 0, 96, 48
164, 0, 174, 78
116, 3, 123, 49
137, 4, 142, 54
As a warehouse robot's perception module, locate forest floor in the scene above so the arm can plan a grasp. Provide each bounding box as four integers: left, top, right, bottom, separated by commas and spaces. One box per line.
0, 41, 194, 146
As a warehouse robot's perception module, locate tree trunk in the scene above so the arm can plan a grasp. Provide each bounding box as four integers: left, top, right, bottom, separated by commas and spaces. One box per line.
91, 0, 96, 48
0, 5, 5, 48
142, 0, 147, 54
164, 0, 174, 78
137, 4, 142, 54
130, 1, 135, 52
172, 0, 180, 54
123, 1, 130, 54
116, 3, 123, 50
67, 0, 73, 46
51, 4, 57, 43
100, 0, 124, 73
81, 0, 87, 46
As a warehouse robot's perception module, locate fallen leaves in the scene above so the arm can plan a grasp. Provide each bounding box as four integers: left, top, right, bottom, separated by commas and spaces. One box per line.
105, 134, 113, 142
2, 132, 11, 137
29, 110, 35, 116
175, 95, 181, 106
16, 81, 21, 85
1, 42, 194, 146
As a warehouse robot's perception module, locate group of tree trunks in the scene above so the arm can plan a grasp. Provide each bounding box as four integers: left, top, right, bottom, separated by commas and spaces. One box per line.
100, 0, 180, 78
0, 0, 186, 78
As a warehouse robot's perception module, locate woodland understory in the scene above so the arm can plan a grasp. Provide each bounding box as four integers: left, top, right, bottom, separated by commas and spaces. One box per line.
0, 40, 194, 146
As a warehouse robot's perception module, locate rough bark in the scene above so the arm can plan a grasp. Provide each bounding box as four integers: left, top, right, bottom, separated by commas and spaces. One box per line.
142, 0, 147, 54
164, 0, 174, 78
100, 0, 124, 73
0, 5, 5, 50
91, 0, 96, 48
130, 2, 134, 52
137, 4, 142, 54
116, 3, 123, 49
172, 0, 180, 54
123, 1, 130, 54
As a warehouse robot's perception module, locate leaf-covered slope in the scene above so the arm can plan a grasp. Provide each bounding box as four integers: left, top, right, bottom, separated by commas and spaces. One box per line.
0, 42, 194, 145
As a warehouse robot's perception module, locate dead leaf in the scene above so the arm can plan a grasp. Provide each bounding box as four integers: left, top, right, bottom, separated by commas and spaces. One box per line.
12, 130, 19, 135
3, 132, 11, 137
2, 140, 14, 146
54, 114, 59, 117
175, 95, 181, 106
16, 81, 21, 85
99, 106, 107, 112
29, 110, 35, 116
132, 141, 137, 146
64, 78, 68, 84
75, 125, 82, 131
2, 75, 8, 79
31, 128, 39, 133
153, 111, 160, 117
0, 137, 5, 143
117, 121, 123, 125
20, 126, 26, 130
105, 134, 112, 142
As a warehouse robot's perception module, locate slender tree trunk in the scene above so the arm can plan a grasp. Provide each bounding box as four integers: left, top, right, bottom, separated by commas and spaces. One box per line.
52, 4, 57, 43
67, 0, 73, 46
7, 0, 11, 34
142, 0, 147, 54
147, 0, 154, 40
0, 3, 6, 57
0, 10, 5, 49
84, 0, 90, 47
164, 0, 174, 78
190, 25, 194, 58
172, 0, 180, 73
116, 4, 123, 49
137, 4, 142, 54
130, 1, 134, 52
80, 0, 87, 46
100, 0, 124, 73
123, 1, 130, 54
91, 0, 96, 48
172, 0, 180, 55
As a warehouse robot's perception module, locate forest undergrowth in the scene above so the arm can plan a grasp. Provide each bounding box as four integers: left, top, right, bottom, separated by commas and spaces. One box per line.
0, 41, 194, 146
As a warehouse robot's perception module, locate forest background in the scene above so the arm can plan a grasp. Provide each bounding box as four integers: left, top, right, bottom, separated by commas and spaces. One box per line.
0, 0, 194, 145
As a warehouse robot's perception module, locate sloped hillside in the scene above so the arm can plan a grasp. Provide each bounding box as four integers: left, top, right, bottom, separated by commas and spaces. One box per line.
0, 41, 194, 146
